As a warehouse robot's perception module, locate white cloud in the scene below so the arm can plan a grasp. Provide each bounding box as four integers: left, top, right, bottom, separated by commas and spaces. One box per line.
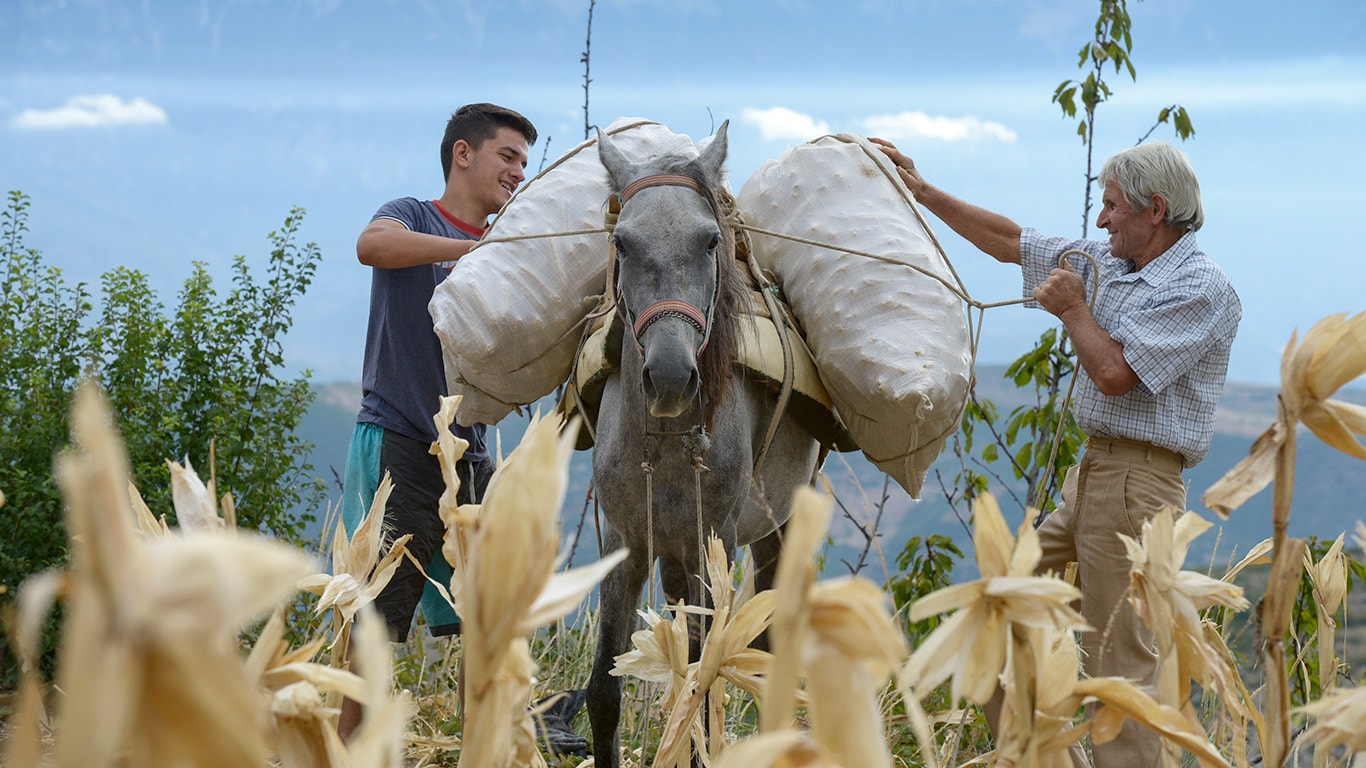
741, 106, 830, 141
12, 95, 168, 130
861, 111, 1017, 143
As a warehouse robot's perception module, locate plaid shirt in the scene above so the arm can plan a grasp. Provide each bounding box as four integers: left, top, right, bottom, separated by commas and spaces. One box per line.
1020, 228, 1241, 467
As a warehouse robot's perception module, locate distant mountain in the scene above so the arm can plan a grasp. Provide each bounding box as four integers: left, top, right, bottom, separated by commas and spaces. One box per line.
298, 369, 1366, 582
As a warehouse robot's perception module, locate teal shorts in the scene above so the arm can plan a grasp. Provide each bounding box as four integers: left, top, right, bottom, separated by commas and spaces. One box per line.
340, 422, 469, 638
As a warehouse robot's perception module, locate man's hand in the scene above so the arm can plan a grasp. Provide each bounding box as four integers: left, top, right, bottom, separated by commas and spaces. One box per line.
1032, 261, 1088, 320
869, 137, 928, 198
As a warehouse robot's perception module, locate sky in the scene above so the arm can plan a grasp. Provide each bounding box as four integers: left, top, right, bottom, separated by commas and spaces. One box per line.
3, 0, 1364, 389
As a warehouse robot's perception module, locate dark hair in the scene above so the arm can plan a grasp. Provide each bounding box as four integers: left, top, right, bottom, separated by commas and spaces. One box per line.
440, 103, 538, 182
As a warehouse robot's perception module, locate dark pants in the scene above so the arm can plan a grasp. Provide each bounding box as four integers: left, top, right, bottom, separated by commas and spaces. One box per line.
376, 428, 494, 642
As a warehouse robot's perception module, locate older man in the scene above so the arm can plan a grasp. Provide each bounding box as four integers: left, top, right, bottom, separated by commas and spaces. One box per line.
874, 138, 1241, 767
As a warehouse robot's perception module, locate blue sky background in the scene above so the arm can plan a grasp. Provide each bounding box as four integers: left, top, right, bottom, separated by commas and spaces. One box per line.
3, 0, 1363, 388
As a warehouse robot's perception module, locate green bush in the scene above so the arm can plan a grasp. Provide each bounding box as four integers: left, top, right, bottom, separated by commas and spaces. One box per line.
0, 190, 326, 687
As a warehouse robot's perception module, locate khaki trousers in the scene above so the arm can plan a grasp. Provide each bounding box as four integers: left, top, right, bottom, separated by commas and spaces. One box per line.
1039, 437, 1186, 768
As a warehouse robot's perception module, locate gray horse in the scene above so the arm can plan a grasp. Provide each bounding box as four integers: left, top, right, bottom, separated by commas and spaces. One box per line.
584, 121, 822, 767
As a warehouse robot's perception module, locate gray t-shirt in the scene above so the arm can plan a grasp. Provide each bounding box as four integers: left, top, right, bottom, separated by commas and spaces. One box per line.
357, 197, 488, 460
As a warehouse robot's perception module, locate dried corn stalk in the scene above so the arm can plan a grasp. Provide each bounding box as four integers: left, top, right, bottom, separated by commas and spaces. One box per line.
1304, 533, 1347, 699
1204, 311, 1366, 519
297, 473, 411, 656
711, 486, 907, 768
1070, 677, 1232, 768
898, 494, 1086, 705
1119, 507, 1252, 766
1203, 312, 1366, 767
431, 394, 476, 618
802, 576, 908, 768
1295, 521, 1366, 765
651, 537, 780, 767
8, 383, 317, 768
4, 569, 61, 768
761, 485, 833, 733
897, 494, 1086, 768
452, 404, 626, 768
251, 604, 412, 768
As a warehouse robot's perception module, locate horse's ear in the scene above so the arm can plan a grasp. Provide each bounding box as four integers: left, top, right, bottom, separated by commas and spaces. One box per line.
697, 120, 729, 183
596, 127, 635, 192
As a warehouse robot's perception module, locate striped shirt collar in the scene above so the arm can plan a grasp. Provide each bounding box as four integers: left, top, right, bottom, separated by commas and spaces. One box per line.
1121, 231, 1200, 286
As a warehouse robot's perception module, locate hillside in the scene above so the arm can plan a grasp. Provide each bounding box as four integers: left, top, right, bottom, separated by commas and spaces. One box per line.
297, 369, 1366, 583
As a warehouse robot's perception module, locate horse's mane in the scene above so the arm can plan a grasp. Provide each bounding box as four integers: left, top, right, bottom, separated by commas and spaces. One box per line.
672, 158, 746, 431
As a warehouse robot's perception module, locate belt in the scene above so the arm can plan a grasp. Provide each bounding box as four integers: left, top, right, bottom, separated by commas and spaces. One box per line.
1084, 437, 1184, 472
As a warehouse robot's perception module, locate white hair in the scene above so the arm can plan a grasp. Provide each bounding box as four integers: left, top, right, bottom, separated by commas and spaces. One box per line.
1099, 142, 1204, 232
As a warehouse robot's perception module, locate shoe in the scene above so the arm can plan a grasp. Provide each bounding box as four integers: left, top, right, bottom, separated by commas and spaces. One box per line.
533, 689, 589, 758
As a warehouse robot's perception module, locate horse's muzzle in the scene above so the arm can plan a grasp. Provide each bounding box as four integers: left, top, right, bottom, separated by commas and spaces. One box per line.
641, 339, 699, 418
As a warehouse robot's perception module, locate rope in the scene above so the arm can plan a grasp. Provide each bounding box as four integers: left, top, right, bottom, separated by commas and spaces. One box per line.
693, 453, 710, 624
501, 132, 1100, 520
1030, 248, 1099, 511
643, 458, 657, 602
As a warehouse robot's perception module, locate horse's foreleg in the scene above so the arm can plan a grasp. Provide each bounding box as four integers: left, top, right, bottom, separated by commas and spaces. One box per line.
587, 547, 648, 768
660, 557, 689, 611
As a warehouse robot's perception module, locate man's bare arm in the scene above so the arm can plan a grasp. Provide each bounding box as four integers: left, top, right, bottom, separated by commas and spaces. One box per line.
871, 138, 1022, 265
356, 218, 477, 268
1033, 264, 1140, 396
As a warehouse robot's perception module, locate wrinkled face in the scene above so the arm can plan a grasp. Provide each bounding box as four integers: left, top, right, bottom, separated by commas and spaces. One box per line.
464, 126, 530, 218
1095, 179, 1168, 267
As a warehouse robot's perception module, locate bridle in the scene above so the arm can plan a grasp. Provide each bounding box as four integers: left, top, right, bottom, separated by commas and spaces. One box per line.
612, 173, 723, 357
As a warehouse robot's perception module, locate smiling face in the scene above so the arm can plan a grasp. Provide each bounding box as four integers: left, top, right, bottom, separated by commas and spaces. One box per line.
1096, 180, 1162, 268
460, 126, 530, 219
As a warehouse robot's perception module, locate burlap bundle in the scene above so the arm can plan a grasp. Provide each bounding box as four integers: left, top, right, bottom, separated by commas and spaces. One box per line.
735, 133, 971, 497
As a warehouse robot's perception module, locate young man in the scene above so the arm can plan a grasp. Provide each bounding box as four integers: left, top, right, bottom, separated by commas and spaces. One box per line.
338, 103, 536, 741
874, 138, 1241, 768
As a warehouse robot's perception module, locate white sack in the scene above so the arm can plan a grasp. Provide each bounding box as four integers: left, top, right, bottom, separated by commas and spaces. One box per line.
736, 133, 971, 498
429, 118, 703, 426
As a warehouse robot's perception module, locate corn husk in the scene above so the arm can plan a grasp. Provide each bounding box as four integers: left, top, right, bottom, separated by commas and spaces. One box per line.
761, 485, 833, 732
429, 393, 479, 618
1205, 312, 1366, 516
1069, 677, 1232, 768
899, 494, 1086, 705
1297, 684, 1366, 759
1119, 507, 1252, 729
704, 486, 904, 768
297, 474, 411, 650
897, 495, 1086, 768
1304, 534, 1348, 696
652, 537, 781, 767
127, 481, 170, 536
455, 404, 625, 768
39, 383, 316, 768
331, 607, 414, 767
803, 577, 907, 768
612, 605, 692, 699
4, 570, 63, 768
166, 456, 226, 532
1201, 312, 1366, 768
710, 730, 838, 767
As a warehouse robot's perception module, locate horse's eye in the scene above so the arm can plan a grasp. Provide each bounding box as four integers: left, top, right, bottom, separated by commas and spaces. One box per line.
612, 236, 626, 255
707, 233, 720, 251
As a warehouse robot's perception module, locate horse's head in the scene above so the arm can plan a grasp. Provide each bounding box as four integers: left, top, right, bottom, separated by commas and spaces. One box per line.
597, 121, 738, 420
